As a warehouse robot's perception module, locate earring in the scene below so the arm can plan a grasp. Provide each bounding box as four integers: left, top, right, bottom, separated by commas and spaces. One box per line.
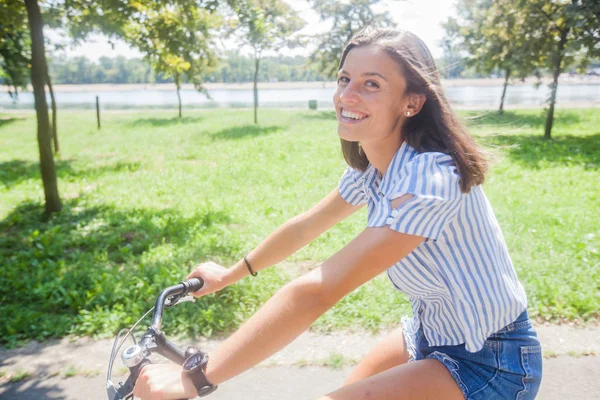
405, 111, 411, 117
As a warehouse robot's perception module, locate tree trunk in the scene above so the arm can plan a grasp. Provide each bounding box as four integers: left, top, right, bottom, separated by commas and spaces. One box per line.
253, 55, 260, 125
544, 29, 568, 140
24, 0, 62, 213
499, 67, 510, 115
47, 71, 59, 154
175, 73, 182, 118
9, 85, 18, 100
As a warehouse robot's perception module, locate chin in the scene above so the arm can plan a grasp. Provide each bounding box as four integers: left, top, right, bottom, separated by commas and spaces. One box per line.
337, 126, 362, 142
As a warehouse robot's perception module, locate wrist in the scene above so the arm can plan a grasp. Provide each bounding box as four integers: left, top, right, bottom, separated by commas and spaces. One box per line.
204, 360, 219, 387
224, 260, 247, 285
183, 351, 218, 397
181, 371, 200, 399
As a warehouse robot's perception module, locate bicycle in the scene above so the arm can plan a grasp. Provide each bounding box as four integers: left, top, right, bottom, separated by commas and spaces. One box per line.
106, 278, 214, 400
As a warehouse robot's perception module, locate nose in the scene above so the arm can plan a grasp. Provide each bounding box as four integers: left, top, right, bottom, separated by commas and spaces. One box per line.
338, 80, 360, 105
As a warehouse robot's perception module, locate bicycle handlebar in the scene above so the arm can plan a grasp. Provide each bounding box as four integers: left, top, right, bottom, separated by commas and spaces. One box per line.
106, 278, 205, 400
152, 278, 204, 330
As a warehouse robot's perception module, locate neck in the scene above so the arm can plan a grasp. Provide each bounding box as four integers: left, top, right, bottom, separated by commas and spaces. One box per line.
361, 134, 404, 176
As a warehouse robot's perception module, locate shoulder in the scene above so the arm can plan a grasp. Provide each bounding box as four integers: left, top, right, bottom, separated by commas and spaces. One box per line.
339, 164, 375, 190
407, 151, 457, 172
392, 150, 460, 198
341, 164, 374, 181
403, 150, 458, 180
338, 165, 374, 206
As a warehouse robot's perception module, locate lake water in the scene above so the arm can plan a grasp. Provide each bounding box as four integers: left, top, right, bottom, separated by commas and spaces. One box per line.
1, 83, 598, 110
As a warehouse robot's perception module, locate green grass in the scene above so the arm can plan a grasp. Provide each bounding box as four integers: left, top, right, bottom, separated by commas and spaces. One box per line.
61, 365, 100, 378
6, 370, 32, 383
0, 108, 598, 346
294, 352, 358, 369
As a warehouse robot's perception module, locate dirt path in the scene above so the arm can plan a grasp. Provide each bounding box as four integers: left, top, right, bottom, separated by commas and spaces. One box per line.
1, 323, 598, 399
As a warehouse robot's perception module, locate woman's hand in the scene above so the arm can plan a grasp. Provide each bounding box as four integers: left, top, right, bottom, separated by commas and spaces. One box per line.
186, 261, 230, 297
133, 364, 197, 400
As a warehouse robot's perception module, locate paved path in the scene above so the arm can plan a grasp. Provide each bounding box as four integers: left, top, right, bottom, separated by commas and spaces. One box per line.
1, 323, 598, 399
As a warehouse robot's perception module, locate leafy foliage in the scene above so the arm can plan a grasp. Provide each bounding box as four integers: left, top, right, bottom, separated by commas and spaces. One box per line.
124, 1, 220, 93
517, 0, 599, 138
0, 0, 30, 100
228, 0, 305, 123
309, 0, 395, 78
442, 0, 541, 109
444, 0, 600, 136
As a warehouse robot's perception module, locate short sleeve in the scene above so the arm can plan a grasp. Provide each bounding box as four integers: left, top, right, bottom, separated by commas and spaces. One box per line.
368, 153, 462, 240
338, 166, 368, 206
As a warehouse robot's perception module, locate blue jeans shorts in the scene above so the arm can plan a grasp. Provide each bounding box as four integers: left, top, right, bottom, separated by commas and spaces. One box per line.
403, 310, 543, 399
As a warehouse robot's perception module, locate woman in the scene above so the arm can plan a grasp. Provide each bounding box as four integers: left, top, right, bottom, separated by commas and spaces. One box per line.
133, 28, 543, 400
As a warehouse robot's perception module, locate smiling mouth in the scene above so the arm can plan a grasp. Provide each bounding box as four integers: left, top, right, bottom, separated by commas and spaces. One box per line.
340, 108, 369, 122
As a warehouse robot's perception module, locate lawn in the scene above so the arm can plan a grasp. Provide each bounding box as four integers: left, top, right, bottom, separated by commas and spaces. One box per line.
0, 108, 598, 346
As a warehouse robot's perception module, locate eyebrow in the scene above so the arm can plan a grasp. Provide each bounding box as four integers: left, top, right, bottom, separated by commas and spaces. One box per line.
339, 70, 388, 82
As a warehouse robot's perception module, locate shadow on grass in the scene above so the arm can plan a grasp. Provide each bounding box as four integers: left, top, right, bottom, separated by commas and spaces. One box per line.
0, 159, 142, 189
302, 111, 336, 120
482, 133, 600, 169
463, 110, 581, 128
0, 117, 25, 128
128, 116, 204, 127
0, 198, 239, 346
211, 124, 283, 140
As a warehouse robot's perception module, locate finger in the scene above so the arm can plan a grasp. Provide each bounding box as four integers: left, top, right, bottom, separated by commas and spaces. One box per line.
133, 366, 148, 398
186, 268, 203, 280
190, 286, 209, 298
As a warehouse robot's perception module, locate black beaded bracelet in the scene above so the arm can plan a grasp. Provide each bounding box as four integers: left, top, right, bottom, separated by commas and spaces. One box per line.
243, 255, 258, 277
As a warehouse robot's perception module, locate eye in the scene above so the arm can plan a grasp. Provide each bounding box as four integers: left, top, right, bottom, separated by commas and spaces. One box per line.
366, 80, 380, 89
337, 76, 349, 85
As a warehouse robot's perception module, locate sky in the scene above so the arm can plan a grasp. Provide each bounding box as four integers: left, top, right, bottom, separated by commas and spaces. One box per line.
52, 0, 457, 61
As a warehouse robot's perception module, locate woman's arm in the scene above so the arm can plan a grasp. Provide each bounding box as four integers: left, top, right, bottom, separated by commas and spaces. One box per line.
216, 189, 364, 286
205, 224, 425, 385
134, 199, 424, 399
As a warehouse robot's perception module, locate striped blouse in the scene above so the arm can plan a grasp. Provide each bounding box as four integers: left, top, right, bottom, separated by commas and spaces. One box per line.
338, 141, 528, 353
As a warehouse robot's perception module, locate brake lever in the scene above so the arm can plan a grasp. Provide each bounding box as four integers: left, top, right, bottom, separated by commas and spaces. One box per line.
165, 294, 195, 307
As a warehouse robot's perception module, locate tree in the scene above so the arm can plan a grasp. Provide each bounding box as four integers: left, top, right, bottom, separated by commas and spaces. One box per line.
125, 1, 219, 118
5, 0, 142, 214
309, 0, 395, 78
46, 65, 58, 154
230, 0, 305, 124
2, 4, 60, 154
23, 0, 62, 213
442, 0, 539, 114
513, 0, 599, 138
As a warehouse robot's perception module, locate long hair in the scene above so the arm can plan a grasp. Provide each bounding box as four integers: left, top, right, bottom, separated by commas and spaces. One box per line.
339, 27, 487, 193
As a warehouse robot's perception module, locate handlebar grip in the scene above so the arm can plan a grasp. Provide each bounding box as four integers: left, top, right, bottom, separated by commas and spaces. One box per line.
183, 278, 204, 294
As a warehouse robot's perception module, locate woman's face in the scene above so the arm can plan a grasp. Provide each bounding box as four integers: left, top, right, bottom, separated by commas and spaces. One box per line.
333, 45, 409, 144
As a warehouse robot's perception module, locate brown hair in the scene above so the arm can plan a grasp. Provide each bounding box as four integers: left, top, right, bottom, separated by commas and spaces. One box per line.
339, 27, 487, 193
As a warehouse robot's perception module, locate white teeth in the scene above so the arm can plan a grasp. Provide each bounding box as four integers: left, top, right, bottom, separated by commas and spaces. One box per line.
342, 109, 367, 120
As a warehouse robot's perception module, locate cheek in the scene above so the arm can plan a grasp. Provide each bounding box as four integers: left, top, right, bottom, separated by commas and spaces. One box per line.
332, 87, 342, 105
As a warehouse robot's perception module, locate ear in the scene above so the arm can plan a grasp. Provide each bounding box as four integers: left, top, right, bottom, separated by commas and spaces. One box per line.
405, 93, 426, 117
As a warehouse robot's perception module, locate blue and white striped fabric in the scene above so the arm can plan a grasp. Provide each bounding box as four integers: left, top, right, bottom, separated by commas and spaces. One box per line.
338, 141, 528, 353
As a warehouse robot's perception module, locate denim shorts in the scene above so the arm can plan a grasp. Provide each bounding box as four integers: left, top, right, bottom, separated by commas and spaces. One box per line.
404, 310, 543, 399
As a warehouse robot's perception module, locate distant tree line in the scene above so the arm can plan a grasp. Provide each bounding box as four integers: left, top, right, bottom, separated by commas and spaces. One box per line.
47, 52, 330, 85
37, 47, 600, 86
